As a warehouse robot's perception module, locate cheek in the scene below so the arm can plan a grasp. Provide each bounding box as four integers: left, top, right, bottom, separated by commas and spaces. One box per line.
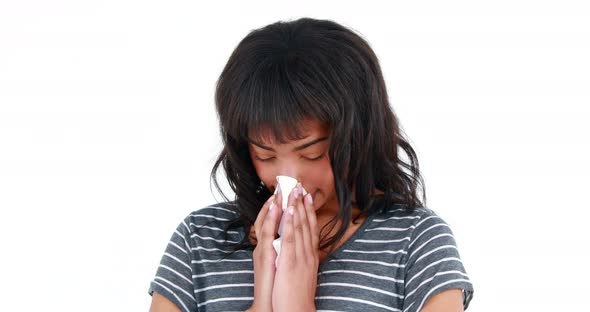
252, 163, 274, 190
306, 159, 335, 198
249, 148, 272, 186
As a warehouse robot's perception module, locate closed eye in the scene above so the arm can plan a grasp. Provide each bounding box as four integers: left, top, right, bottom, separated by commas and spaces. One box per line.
255, 153, 325, 162
307, 153, 325, 161
254, 156, 274, 162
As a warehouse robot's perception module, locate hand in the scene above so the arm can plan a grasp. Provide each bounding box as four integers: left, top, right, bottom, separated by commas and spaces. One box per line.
249, 189, 284, 312
272, 183, 319, 312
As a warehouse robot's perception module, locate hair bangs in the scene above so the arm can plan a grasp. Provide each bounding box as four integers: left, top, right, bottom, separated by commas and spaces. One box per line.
237, 57, 328, 145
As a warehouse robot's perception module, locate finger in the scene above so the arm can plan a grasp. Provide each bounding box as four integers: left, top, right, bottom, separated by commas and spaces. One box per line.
278, 205, 295, 266
292, 193, 304, 261
253, 195, 275, 242
256, 195, 275, 227
261, 199, 282, 246
295, 184, 311, 259
274, 184, 285, 235
287, 182, 296, 210
252, 201, 279, 310
286, 183, 299, 222
270, 199, 283, 238
275, 182, 284, 210
305, 192, 319, 252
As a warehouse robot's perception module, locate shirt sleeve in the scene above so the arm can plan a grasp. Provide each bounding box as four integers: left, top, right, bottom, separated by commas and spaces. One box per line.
148, 216, 198, 312
402, 208, 474, 312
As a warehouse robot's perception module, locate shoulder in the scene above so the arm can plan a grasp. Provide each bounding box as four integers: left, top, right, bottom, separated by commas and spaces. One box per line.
172, 201, 244, 245
393, 206, 474, 312
367, 204, 464, 263
370, 204, 446, 234
355, 204, 474, 311
378, 204, 442, 219
376, 205, 454, 236
404, 207, 458, 251
184, 201, 241, 225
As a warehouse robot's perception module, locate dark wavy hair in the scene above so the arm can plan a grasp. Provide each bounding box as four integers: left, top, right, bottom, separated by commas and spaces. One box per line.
208, 17, 426, 256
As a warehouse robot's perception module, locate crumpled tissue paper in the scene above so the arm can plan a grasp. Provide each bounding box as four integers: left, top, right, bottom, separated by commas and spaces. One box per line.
272, 175, 307, 265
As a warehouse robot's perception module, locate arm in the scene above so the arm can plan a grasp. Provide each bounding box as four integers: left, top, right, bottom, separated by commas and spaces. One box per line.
148, 216, 198, 312
402, 209, 474, 312
149, 291, 183, 312
419, 288, 464, 312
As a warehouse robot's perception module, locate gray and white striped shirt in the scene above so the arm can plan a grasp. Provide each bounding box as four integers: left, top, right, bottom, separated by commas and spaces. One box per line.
148, 202, 474, 312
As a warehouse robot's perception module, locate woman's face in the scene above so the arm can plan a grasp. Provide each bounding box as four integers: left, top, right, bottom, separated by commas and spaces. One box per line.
248, 118, 336, 212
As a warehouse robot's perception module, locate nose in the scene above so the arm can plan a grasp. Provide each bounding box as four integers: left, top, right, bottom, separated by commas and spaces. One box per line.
275, 167, 302, 188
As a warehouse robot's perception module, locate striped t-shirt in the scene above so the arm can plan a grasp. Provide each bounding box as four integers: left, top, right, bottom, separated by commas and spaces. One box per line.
148, 201, 474, 312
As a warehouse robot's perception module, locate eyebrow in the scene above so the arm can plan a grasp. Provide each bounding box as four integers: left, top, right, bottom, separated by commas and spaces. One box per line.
247, 136, 329, 152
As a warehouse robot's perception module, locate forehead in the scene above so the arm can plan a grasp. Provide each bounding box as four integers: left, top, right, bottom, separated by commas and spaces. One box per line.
248, 118, 329, 145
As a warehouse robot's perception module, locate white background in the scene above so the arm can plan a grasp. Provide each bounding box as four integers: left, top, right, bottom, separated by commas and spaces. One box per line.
1, 1, 588, 311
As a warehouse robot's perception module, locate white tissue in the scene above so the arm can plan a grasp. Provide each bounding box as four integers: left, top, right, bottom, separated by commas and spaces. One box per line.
271, 175, 307, 264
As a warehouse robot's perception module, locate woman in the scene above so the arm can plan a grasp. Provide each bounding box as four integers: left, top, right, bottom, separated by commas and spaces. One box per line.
148, 17, 474, 312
